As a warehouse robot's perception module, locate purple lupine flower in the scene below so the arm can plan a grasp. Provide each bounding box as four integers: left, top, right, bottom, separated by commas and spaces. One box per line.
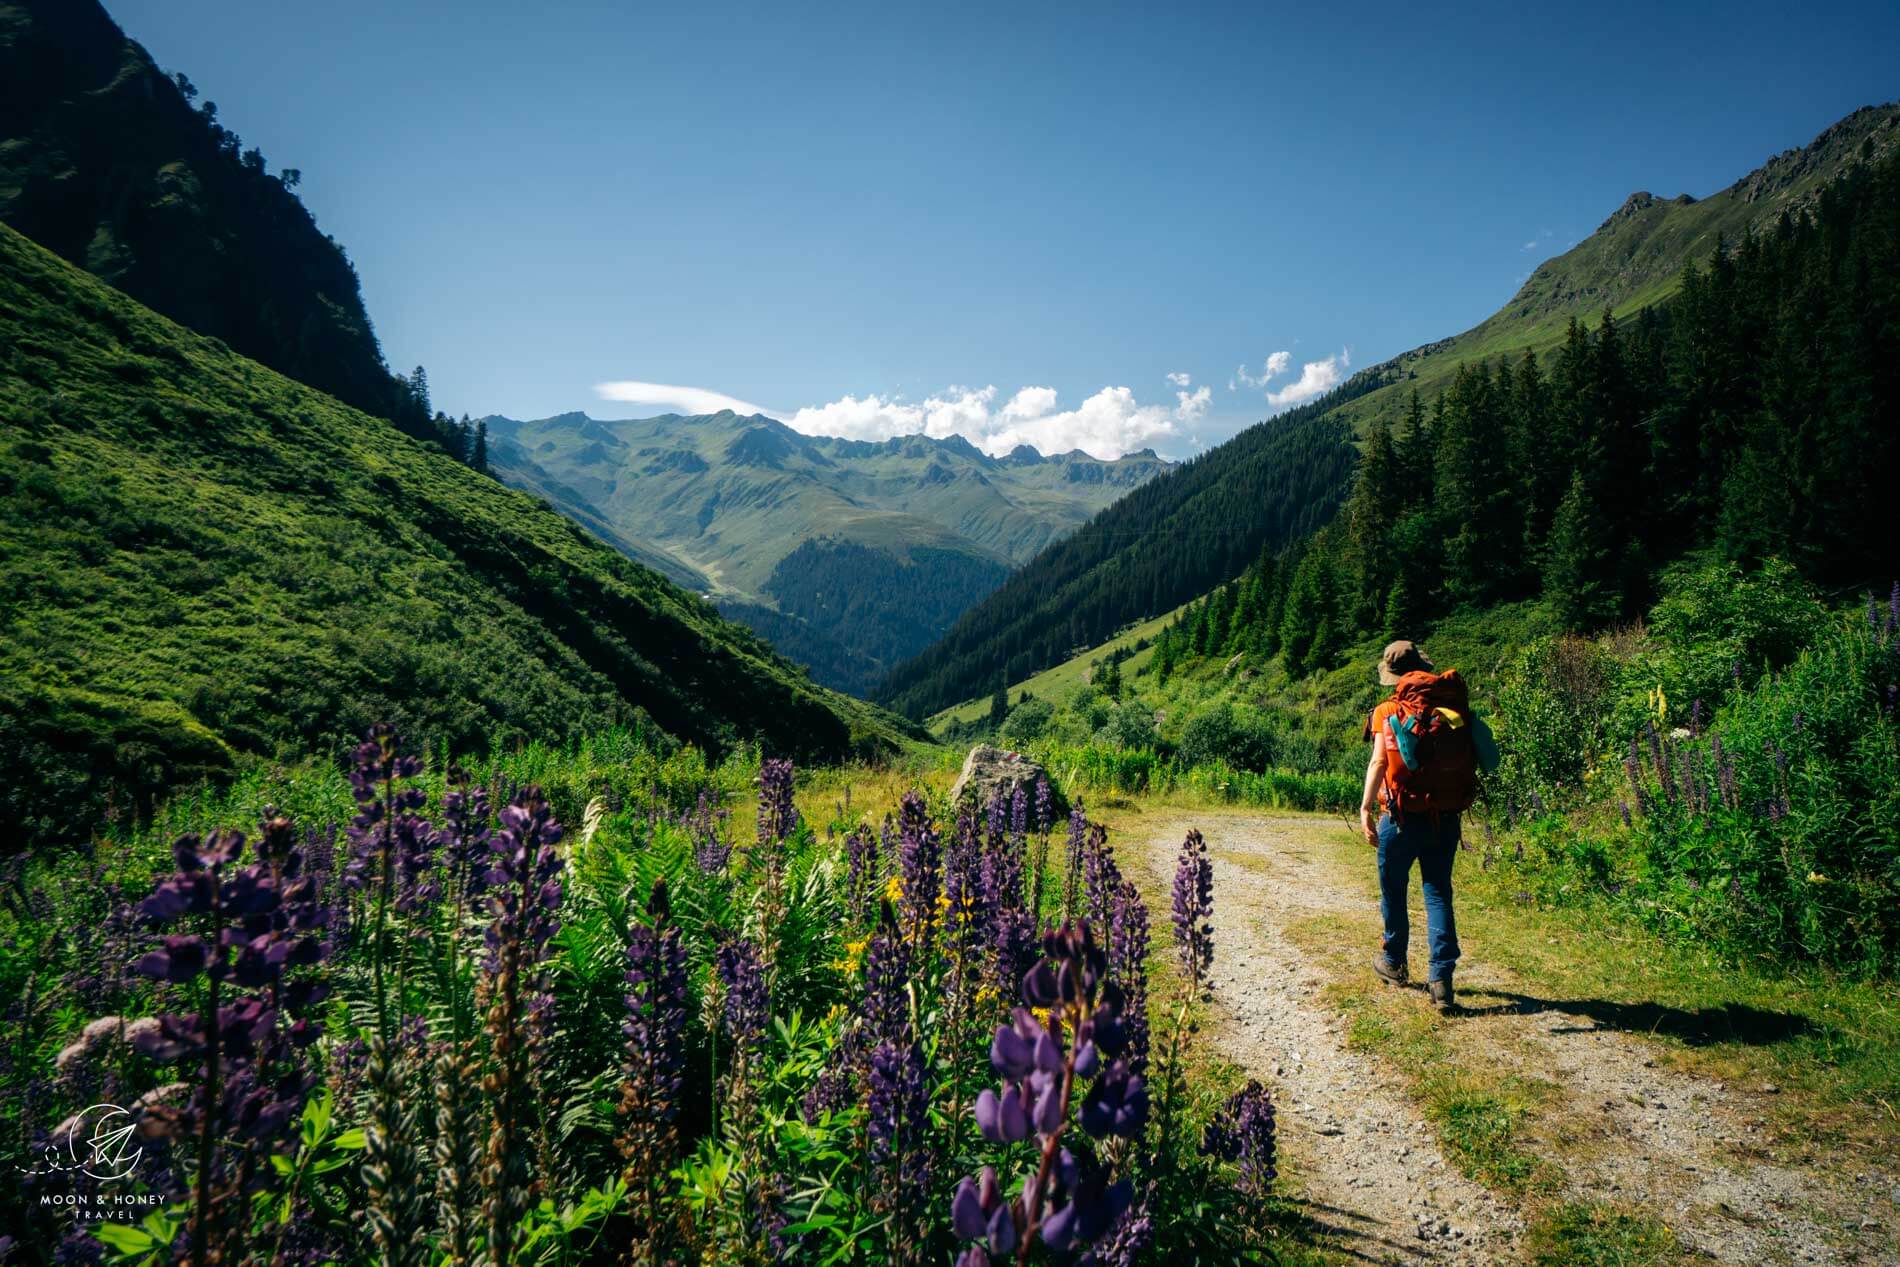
1010, 786, 1028, 846
896, 793, 941, 944
757, 757, 798, 847
1062, 799, 1088, 918
1202, 1079, 1278, 1199
1081, 823, 1121, 927
480, 787, 566, 1267
1620, 801, 1632, 828
806, 907, 915, 1120
957, 922, 1144, 1264
865, 1035, 932, 1261
343, 724, 430, 902
1035, 778, 1053, 835
1171, 829, 1214, 990
1094, 1194, 1155, 1267
692, 788, 733, 874
483, 789, 565, 973
132, 817, 331, 1264
1107, 879, 1151, 1077
1689, 698, 1703, 739
716, 938, 771, 1051
985, 788, 1008, 846
620, 879, 689, 1245
945, 808, 985, 922
435, 768, 491, 902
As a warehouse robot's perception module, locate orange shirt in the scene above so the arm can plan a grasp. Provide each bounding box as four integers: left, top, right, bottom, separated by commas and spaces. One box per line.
1363, 696, 1400, 745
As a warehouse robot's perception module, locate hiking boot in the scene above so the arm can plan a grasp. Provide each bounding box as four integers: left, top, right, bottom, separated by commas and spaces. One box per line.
1429, 975, 1456, 1013
1372, 954, 1408, 985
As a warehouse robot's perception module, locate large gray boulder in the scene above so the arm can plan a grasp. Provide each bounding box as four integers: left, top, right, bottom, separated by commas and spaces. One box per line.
949, 745, 1067, 820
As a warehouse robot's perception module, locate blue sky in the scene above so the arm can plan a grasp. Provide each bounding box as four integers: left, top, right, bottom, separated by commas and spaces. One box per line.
112, 0, 1900, 458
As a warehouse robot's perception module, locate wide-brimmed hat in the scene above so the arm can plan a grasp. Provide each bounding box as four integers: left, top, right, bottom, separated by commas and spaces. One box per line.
1377, 639, 1435, 685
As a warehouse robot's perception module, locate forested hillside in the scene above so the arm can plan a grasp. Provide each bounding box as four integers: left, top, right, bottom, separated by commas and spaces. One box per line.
872, 378, 1382, 717
0, 223, 917, 852
0, 0, 457, 449
1156, 143, 1898, 679
486, 410, 1171, 693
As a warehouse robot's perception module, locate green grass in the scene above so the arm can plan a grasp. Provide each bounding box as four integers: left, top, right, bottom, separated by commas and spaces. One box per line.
1330, 978, 1559, 1197
0, 222, 925, 849
928, 603, 1187, 729
1524, 1202, 1684, 1266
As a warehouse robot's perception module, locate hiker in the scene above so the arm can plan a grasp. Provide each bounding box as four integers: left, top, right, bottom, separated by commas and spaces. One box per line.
1358, 640, 1488, 1013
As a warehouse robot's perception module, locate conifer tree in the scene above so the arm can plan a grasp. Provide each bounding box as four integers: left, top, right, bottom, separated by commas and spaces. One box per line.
1542, 471, 1616, 629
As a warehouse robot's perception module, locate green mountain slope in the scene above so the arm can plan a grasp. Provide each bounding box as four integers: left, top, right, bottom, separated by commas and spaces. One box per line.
0, 223, 921, 850
485, 410, 1172, 693
1329, 102, 1900, 437
885, 103, 1900, 722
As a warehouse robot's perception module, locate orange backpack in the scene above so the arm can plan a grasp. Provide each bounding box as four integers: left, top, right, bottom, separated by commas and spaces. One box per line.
1379, 669, 1479, 814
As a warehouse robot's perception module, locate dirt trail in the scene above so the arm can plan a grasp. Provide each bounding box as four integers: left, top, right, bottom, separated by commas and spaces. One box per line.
1119, 809, 1898, 1266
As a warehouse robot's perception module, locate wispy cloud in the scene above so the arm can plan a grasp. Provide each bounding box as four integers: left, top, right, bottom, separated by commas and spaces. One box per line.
1520, 227, 1554, 252
1235, 350, 1292, 389
595, 379, 773, 416
1265, 350, 1349, 409
1166, 370, 1192, 387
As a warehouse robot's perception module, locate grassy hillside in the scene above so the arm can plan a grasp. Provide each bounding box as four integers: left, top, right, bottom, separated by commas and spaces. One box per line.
487, 410, 1171, 693
928, 604, 1186, 730
0, 223, 922, 850
1328, 102, 1900, 438
0, 0, 405, 420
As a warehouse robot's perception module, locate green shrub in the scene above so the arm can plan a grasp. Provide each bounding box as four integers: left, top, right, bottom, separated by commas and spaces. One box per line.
1491, 635, 1619, 810
1624, 557, 1827, 730
1614, 612, 1899, 974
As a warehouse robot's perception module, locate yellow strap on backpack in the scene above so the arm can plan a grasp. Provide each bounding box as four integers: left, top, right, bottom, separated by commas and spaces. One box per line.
1433, 706, 1466, 729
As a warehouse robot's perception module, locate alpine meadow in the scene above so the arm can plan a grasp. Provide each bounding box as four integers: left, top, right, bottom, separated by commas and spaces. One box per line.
2, 2, 1897, 1265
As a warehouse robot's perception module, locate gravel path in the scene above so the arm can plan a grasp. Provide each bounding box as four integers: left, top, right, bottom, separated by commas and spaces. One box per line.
1118, 809, 1899, 1266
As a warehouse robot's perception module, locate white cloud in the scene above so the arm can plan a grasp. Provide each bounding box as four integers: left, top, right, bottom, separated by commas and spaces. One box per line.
1174, 384, 1211, 421
596, 373, 1220, 459
1235, 350, 1293, 389
1265, 350, 1350, 409
781, 383, 1191, 459
1166, 371, 1192, 387
1001, 385, 1058, 421
595, 379, 771, 417
1520, 228, 1554, 252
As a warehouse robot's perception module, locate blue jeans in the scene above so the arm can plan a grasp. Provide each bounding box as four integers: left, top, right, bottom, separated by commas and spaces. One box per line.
1377, 810, 1461, 982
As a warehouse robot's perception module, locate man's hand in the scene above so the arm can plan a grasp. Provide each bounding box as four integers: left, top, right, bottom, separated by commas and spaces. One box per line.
1360, 806, 1378, 846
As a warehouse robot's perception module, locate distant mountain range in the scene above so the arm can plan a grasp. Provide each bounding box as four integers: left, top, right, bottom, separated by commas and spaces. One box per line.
880, 101, 1900, 720
483, 410, 1172, 693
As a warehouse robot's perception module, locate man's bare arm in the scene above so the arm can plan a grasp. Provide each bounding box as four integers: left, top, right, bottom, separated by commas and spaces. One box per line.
1359, 728, 1384, 844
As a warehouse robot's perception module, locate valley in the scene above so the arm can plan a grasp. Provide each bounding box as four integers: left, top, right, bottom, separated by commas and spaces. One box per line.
485, 409, 1170, 693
